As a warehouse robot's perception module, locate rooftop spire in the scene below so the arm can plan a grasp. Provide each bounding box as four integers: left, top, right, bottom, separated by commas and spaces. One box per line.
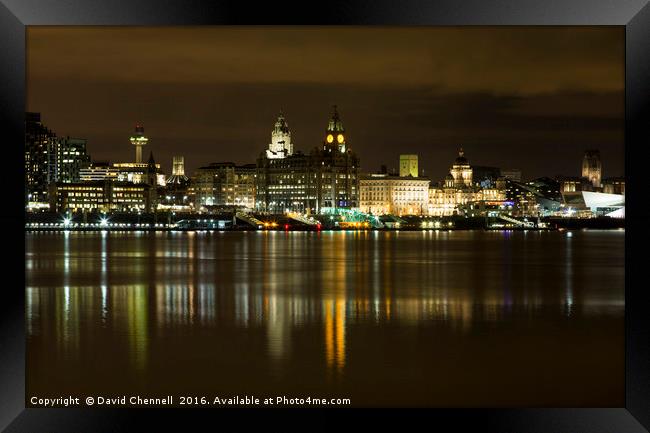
327, 105, 345, 133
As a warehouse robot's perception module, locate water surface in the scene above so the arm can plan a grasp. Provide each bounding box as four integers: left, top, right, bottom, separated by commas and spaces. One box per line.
26, 230, 624, 406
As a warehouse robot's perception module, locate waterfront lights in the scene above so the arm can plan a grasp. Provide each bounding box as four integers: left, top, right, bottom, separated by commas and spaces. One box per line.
100, 217, 109, 227
63, 217, 72, 226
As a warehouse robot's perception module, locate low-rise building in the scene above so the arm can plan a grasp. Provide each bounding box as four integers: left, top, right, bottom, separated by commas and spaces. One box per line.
49, 181, 153, 213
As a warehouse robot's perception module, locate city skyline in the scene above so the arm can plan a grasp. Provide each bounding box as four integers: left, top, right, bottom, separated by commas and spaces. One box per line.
27, 26, 625, 179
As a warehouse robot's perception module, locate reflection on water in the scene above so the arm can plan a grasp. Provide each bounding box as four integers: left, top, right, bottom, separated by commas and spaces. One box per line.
26, 230, 624, 406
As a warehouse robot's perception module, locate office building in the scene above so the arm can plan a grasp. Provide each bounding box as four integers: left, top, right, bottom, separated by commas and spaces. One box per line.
193, 162, 256, 210
256, 106, 359, 214
359, 173, 430, 216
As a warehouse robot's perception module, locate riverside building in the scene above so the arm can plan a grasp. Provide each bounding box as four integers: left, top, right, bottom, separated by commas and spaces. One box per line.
255, 107, 360, 214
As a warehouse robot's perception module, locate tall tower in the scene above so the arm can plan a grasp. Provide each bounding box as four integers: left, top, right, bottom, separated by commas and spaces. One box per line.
399, 154, 418, 177
324, 105, 346, 153
130, 124, 149, 163
172, 156, 185, 176
266, 111, 292, 159
582, 150, 602, 188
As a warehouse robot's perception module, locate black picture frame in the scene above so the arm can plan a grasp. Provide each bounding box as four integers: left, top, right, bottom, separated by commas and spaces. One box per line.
2, 1, 649, 431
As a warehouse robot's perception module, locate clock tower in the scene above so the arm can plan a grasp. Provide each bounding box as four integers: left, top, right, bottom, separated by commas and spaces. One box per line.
324, 105, 346, 153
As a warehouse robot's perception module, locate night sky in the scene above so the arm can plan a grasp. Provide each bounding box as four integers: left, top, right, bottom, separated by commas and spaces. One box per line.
27, 26, 624, 181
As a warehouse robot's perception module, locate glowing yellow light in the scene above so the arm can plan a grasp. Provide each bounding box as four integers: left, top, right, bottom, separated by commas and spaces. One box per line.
326, 134, 334, 143
337, 134, 344, 144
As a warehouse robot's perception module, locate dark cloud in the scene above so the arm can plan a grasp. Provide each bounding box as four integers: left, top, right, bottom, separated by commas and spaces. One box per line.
27, 26, 624, 180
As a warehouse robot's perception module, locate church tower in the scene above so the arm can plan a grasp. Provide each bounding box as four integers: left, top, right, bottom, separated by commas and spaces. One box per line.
324, 105, 346, 153
266, 110, 293, 159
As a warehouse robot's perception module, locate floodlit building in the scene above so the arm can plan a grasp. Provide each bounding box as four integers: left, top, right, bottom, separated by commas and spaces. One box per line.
359, 173, 430, 216
582, 149, 602, 188
49, 181, 152, 213
427, 148, 505, 216
161, 156, 192, 211
192, 162, 256, 210
450, 148, 473, 188
603, 177, 625, 195
399, 154, 419, 178
256, 106, 360, 214
266, 111, 293, 159
581, 191, 625, 217
79, 162, 119, 182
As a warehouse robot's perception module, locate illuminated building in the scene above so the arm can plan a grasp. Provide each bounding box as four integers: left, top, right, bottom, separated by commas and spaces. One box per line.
129, 124, 148, 164
504, 178, 563, 216
49, 181, 152, 212
79, 162, 119, 182
359, 170, 430, 216
192, 162, 256, 210
450, 147, 473, 188
582, 149, 602, 188
603, 177, 625, 195
399, 154, 419, 177
112, 157, 165, 187
256, 106, 359, 214
25, 112, 58, 205
54, 137, 91, 183
266, 111, 293, 159
160, 156, 192, 211
582, 191, 624, 217
25, 113, 90, 209
556, 176, 592, 193
167, 156, 188, 184
427, 148, 505, 216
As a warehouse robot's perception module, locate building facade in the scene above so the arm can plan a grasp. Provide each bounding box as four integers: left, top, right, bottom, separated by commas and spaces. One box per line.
256, 106, 359, 214
359, 173, 430, 216
450, 148, 473, 188
25, 112, 57, 205
192, 162, 256, 210
49, 181, 152, 213
79, 162, 119, 182
428, 149, 505, 216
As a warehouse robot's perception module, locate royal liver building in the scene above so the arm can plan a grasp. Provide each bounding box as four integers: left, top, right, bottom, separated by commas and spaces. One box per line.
256, 107, 360, 214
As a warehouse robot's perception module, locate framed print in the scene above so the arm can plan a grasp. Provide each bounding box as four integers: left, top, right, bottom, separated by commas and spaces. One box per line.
2, 0, 649, 431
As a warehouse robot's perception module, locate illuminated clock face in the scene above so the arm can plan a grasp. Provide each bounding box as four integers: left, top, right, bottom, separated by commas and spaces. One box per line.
326, 134, 334, 143
337, 134, 344, 144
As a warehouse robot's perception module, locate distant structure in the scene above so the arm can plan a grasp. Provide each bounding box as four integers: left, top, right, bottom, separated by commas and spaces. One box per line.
25, 112, 90, 209
129, 124, 149, 164
500, 168, 522, 182
449, 147, 473, 188
167, 156, 188, 185
360, 154, 429, 216
256, 106, 359, 214
582, 149, 602, 188
399, 154, 418, 178
266, 111, 293, 159
428, 148, 504, 216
